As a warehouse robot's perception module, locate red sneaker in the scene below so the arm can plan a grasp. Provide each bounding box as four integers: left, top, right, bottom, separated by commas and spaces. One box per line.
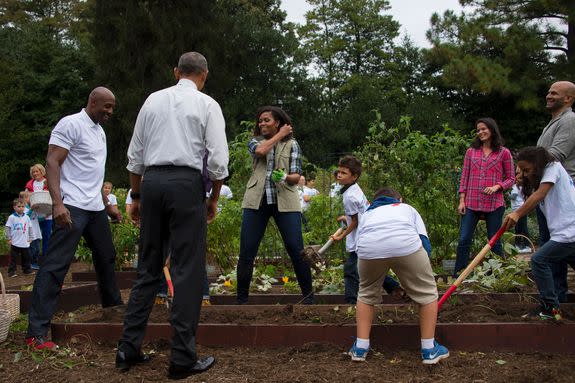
26, 336, 59, 351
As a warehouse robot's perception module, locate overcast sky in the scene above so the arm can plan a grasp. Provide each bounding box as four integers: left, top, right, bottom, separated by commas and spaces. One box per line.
280, 0, 464, 47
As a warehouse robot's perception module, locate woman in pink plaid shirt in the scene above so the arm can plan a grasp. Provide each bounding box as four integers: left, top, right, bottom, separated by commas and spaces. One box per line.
454, 117, 515, 275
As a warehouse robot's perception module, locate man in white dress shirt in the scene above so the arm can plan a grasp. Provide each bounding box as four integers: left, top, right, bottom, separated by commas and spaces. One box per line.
117, 52, 229, 379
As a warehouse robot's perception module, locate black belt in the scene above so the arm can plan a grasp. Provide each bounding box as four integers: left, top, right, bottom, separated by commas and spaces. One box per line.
145, 165, 200, 173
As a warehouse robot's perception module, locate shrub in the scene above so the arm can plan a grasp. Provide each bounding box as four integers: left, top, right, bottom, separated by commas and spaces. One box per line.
355, 114, 471, 263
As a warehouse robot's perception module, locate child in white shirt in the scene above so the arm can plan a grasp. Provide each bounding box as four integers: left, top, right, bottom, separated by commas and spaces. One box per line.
5, 198, 34, 277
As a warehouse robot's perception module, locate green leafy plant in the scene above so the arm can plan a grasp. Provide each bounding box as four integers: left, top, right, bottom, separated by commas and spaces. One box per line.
252, 273, 278, 292
464, 255, 530, 292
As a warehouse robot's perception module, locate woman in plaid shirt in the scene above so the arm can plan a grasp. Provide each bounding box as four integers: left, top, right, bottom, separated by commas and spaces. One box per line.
454, 118, 515, 275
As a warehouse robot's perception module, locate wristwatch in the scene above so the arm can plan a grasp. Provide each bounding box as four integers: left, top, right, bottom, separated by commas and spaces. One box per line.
130, 191, 141, 200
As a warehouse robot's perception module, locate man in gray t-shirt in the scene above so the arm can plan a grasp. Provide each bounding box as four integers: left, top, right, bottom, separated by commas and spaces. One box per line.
536, 80, 575, 303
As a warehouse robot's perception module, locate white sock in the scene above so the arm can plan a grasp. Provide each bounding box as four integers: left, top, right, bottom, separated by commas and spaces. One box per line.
421, 338, 434, 349
356, 338, 370, 349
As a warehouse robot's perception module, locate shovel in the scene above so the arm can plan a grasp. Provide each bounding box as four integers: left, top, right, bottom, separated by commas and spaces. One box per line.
302, 225, 345, 273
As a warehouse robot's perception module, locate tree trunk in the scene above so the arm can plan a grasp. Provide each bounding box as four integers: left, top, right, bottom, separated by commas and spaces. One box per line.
566, 0, 575, 77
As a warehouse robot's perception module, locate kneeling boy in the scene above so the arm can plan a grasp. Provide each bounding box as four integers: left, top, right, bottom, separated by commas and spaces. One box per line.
348, 187, 449, 365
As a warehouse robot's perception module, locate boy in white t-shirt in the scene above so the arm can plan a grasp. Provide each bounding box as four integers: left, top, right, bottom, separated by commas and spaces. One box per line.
5, 198, 34, 277
331, 156, 400, 304
504, 146, 575, 321
348, 187, 449, 365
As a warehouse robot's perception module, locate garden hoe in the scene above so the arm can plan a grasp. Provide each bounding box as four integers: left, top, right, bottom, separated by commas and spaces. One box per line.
302, 224, 345, 273
437, 225, 507, 311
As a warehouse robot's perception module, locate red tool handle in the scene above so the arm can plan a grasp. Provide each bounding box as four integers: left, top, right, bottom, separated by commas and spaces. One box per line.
163, 266, 174, 297
437, 225, 506, 310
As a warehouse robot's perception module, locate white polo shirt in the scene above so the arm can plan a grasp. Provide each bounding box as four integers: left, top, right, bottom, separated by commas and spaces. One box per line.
49, 109, 107, 211
539, 161, 575, 243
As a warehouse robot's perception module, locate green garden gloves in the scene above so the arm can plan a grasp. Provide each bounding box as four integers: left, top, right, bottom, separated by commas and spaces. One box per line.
271, 168, 287, 183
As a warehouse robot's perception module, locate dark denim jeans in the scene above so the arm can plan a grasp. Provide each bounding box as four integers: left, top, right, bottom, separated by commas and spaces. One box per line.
237, 204, 313, 304
531, 240, 575, 309
344, 251, 399, 304
454, 206, 504, 275
536, 206, 568, 302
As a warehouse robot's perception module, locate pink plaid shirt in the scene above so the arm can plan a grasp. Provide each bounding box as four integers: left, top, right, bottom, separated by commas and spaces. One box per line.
459, 147, 515, 212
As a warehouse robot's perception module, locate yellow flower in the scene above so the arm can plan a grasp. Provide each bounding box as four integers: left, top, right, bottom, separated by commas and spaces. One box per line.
282, 276, 289, 283
223, 279, 232, 287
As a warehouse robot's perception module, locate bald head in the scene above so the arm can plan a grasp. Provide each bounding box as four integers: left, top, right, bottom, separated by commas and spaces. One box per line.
88, 87, 115, 104
86, 87, 115, 124
546, 81, 575, 115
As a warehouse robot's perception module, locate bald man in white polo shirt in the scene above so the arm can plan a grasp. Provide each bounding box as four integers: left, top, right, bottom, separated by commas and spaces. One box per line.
26, 87, 123, 351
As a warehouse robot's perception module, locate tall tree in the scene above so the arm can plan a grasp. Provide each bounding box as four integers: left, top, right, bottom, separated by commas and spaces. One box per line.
91, 0, 307, 184
0, 0, 92, 195
460, 0, 574, 77
297, 0, 404, 161
425, 2, 567, 147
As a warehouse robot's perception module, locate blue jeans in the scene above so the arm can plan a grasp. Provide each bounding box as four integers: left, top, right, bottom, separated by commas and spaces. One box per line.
237, 204, 313, 304
39, 219, 52, 257
29, 239, 41, 266
531, 240, 575, 309
536, 206, 568, 302
454, 206, 504, 275
344, 251, 399, 304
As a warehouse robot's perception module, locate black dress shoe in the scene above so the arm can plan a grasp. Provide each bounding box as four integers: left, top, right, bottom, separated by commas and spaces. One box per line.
115, 349, 153, 372
168, 356, 216, 379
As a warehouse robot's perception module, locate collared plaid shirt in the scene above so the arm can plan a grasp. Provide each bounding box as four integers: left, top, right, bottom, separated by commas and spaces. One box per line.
459, 146, 515, 212
248, 138, 302, 205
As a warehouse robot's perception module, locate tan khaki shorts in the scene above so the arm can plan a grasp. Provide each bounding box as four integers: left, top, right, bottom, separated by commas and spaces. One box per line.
357, 247, 438, 306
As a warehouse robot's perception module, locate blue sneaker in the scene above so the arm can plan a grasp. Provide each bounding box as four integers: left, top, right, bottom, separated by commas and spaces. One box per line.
31, 264, 40, 270
421, 341, 449, 364
348, 341, 368, 362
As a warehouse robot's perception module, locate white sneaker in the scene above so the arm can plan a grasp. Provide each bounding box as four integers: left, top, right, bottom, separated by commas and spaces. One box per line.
518, 246, 531, 254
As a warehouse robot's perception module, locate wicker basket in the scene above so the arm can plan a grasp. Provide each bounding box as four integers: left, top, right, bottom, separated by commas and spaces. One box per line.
30, 191, 53, 216
0, 308, 10, 343
0, 272, 20, 322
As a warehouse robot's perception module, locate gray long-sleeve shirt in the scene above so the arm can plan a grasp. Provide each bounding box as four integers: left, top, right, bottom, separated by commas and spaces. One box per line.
537, 108, 575, 180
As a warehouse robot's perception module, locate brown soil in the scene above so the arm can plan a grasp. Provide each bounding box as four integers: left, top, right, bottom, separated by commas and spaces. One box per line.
63, 298, 575, 325
1, 332, 574, 383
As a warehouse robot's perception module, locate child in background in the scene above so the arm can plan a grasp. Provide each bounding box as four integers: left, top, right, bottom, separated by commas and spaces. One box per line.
329, 169, 342, 197
331, 155, 400, 304
349, 187, 448, 364
5, 198, 34, 277
302, 174, 319, 211
20, 191, 42, 270
102, 181, 121, 222
509, 166, 531, 253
